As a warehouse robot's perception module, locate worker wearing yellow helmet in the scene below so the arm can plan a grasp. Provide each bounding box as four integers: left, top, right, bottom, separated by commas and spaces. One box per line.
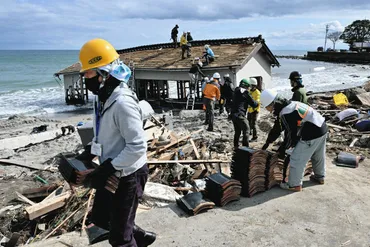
78, 38, 156, 246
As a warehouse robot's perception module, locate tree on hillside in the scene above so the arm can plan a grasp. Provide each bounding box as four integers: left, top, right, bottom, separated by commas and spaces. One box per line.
327, 31, 342, 50
340, 20, 370, 47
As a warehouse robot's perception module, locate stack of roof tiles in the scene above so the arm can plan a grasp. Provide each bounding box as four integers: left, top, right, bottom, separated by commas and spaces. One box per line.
265, 153, 285, 189
283, 156, 313, 182
231, 147, 269, 197
176, 192, 215, 216
205, 173, 242, 206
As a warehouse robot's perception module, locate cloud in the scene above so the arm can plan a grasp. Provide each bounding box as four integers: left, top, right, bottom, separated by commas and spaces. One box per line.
0, 0, 369, 49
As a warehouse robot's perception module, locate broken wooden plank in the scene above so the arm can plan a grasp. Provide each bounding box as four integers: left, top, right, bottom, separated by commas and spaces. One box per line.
150, 113, 165, 128
327, 123, 351, 131
43, 199, 87, 240
0, 159, 44, 171
82, 189, 95, 231
22, 184, 60, 199
356, 92, 370, 106
15, 192, 36, 206
25, 191, 71, 220
349, 138, 359, 148
147, 129, 203, 158
155, 143, 194, 161
147, 160, 229, 164
0, 130, 61, 150
190, 139, 200, 160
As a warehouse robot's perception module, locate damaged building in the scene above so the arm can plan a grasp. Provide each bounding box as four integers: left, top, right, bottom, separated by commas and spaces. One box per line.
54, 36, 279, 109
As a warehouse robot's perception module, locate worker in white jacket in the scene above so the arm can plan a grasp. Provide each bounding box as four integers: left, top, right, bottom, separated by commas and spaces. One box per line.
78, 38, 156, 247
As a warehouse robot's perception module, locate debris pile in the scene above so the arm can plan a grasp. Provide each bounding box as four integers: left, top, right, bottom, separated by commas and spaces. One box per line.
308, 83, 370, 157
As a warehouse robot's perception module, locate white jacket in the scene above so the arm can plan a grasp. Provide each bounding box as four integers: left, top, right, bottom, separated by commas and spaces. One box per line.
93, 83, 147, 177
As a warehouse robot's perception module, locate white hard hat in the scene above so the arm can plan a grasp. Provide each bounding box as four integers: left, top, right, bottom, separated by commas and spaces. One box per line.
250, 78, 258, 86
213, 72, 221, 79
203, 77, 209, 82
261, 89, 278, 107
224, 74, 230, 78
204, 44, 210, 49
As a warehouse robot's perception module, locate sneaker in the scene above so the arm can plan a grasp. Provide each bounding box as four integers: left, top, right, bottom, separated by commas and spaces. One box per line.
279, 183, 302, 192
207, 128, 214, 132
309, 175, 325, 184
251, 136, 258, 141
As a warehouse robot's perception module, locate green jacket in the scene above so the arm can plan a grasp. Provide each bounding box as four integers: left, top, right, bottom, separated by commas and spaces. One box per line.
292, 86, 308, 104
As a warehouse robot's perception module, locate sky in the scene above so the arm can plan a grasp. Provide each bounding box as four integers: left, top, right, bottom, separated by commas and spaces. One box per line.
1, 0, 370, 51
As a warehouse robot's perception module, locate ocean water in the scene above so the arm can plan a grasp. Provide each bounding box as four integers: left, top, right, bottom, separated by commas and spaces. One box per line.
0, 50, 369, 118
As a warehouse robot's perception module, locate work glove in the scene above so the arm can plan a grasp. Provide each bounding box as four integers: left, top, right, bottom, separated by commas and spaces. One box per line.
262, 143, 269, 150
83, 158, 120, 193
75, 145, 96, 162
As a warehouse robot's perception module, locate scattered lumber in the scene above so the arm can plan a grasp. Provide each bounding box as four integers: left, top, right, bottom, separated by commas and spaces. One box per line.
326, 123, 351, 131
25, 191, 71, 220
15, 192, 36, 206
147, 160, 229, 164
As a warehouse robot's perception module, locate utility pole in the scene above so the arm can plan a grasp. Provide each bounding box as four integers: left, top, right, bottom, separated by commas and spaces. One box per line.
324, 24, 329, 51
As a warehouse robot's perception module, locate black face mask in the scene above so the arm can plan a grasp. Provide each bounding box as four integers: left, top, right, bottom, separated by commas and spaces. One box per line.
84, 75, 100, 95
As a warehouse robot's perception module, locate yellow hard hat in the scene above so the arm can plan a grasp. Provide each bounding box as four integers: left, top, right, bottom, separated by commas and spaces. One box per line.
79, 38, 120, 72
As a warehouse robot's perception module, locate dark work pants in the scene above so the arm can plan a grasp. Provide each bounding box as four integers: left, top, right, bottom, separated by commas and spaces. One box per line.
232, 114, 250, 148
172, 36, 177, 48
247, 111, 258, 138
181, 45, 191, 59
91, 165, 149, 247
204, 98, 215, 130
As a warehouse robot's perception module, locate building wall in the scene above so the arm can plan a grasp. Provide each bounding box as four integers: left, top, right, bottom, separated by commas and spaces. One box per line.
135, 68, 233, 81
236, 51, 272, 89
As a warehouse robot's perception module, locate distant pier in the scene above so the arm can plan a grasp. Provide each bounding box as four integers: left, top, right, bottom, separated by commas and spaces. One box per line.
275, 55, 304, 60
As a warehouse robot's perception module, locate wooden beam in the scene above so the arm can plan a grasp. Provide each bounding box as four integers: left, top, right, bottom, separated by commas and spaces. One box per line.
25, 192, 71, 220
147, 160, 229, 164
190, 139, 200, 159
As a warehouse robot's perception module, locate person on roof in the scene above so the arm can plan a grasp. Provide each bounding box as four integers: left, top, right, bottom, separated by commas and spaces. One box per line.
77, 38, 156, 247
219, 73, 234, 119
231, 78, 258, 149
247, 78, 261, 141
203, 73, 221, 131
171, 24, 179, 48
180, 31, 193, 59
188, 57, 205, 95
202, 44, 215, 66
289, 71, 308, 104
260, 89, 327, 192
